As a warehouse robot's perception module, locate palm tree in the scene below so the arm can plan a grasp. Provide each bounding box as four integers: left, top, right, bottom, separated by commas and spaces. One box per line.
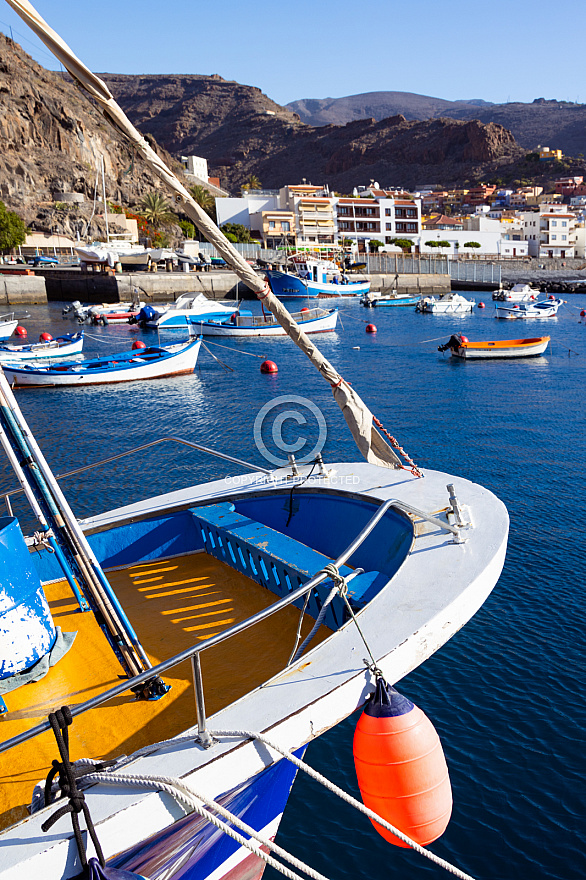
241, 174, 262, 193
189, 185, 216, 223
138, 192, 176, 228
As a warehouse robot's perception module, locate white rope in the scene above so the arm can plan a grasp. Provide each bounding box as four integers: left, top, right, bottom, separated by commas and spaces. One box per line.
81, 770, 329, 880
210, 731, 477, 880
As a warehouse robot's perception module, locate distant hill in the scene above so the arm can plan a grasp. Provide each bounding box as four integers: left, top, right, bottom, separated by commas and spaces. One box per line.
287, 92, 493, 126
286, 91, 586, 157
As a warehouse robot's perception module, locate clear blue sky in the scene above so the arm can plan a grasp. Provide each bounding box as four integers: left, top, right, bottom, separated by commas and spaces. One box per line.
1, 0, 585, 107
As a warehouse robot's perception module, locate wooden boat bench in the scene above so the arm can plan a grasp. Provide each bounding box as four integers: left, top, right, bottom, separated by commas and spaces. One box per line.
190, 502, 383, 629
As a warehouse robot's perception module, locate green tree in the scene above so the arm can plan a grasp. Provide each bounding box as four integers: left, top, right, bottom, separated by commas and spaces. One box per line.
178, 219, 196, 239
138, 192, 176, 228
0, 202, 27, 252
220, 223, 252, 243
189, 185, 217, 227
241, 174, 262, 193
464, 241, 481, 249
387, 238, 413, 251
369, 239, 384, 250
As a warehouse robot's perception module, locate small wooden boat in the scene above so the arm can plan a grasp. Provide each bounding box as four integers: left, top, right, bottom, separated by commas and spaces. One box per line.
495, 298, 563, 319
195, 306, 338, 336
361, 291, 421, 308
0, 313, 18, 341
1, 338, 201, 386
438, 334, 551, 359
0, 332, 84, 361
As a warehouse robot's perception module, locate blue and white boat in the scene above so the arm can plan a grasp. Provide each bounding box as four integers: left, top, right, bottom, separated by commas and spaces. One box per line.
137, 293, 239, 329
265, 257, 370, 299
1, 338, 201, 386
196, 306, 338, 336
0, 331, 84, 361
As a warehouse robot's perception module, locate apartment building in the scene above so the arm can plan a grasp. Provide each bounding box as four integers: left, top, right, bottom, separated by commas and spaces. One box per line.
519, 204, 576, 257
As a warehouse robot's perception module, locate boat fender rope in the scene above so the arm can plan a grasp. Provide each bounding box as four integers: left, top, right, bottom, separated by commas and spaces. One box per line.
257, 283, 271, 300
210, 730, 477, 880
41, 707, 108, 873
80, 770, 329, 880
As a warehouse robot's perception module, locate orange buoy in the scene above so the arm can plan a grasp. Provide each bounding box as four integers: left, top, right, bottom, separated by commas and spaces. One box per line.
260, 359, 278, 374
353, 678, 452, 848
365, 323, 377, 334
477, 302, 485, 309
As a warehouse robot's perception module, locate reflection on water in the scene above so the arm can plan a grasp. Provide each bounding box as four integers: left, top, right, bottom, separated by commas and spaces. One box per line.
2, 294, 586, 880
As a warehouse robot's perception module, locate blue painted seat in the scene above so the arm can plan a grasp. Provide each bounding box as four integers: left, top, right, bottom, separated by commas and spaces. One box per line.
190, 502, 384, 629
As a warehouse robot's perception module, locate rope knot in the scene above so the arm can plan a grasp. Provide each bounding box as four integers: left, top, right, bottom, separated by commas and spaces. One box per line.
322, 563, 348, 597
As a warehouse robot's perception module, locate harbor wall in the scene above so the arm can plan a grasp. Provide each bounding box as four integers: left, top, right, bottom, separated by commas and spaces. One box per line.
0, 273, 47, 304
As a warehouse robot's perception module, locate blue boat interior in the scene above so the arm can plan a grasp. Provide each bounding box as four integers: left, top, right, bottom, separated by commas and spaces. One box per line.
35, 490, 414, 633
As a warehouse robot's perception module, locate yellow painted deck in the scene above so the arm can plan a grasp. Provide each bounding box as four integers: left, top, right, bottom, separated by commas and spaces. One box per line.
0, 552, 332, 831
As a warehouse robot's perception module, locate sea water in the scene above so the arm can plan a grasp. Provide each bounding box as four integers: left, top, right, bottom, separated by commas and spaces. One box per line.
1, 294, 584, 880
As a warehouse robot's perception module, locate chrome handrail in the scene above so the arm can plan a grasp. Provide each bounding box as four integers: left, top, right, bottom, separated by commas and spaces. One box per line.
2, 436, 272, 501
0, 497, 398, 754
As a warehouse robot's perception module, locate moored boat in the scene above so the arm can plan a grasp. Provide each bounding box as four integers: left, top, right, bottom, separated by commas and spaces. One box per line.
1, 338, 201, 386
196, 306, 338, 336
0, 313, 18, 341
495, 298, 563, 319
492, 283, 541, 302
361, 291, 421, 308
416, 293, 475, 314
438, 333, 551, 359
0, 331, 84, 361
136, 292, 239, 329
265, 256, 370, 299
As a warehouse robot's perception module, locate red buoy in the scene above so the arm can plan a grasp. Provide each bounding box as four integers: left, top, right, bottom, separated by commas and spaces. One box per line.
260, 360, 278, 374
580, 310, 586, 317
477, 302, 485, 309
132, 340, 147, 350
365, 323, 377, 334
230, 312, 238, 323
39, 332, 53, 342
300, 307, 310, 312
549, 294, 555, 300
353, 678, 452, 848
14, 326, 27, 338
459, 334, 469, 343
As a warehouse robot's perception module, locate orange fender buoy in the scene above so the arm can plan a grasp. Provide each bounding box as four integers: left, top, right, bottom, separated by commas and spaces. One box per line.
353, 678, 452, 848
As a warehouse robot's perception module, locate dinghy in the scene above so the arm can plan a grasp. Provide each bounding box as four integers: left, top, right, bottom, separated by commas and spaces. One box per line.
416, 293, 475, 313
438, 333, 551, 359
1, 338, 201, 386
0, 6, 509, 880
495, 298, 563, 319
0, 331, 84, 361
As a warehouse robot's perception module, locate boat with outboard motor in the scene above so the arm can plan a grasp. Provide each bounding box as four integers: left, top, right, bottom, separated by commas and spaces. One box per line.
416, 293, 476, 314
361, 290, 421, 308
0, 331, 84, 361
492, 283, 541, 302
438, 333, 551, 359
0, 6, 509, 880
495, 298, 564, 319
135, 293, 239, 329
1, 338, 201, 386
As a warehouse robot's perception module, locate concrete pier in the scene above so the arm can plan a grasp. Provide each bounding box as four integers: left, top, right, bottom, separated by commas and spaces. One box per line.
0, 272, 47, 305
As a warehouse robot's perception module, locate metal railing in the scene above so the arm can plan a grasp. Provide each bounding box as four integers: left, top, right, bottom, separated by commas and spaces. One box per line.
449, 261, 502, 284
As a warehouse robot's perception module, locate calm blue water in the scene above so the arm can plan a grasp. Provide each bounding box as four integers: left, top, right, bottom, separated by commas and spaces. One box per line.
2, 294, 585, 880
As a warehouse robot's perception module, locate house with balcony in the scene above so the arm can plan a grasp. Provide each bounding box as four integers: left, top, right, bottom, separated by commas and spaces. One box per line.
519, 204, 575, 257
249, 209, 296, 249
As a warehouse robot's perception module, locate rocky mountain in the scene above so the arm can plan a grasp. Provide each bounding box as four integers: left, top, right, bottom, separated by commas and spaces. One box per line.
287, 92, 493, 126
286, 91, 586, 157
0, 34, 186, 239
101, 74, 525, 191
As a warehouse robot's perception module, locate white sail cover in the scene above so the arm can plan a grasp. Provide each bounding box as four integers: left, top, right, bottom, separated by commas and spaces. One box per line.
6, 0, 405, 470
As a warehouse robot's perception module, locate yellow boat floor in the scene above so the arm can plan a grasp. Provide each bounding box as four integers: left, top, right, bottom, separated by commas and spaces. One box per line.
0, 552, 332, 831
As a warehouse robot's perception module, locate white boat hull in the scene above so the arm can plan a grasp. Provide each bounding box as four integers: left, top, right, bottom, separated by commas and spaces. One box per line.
495, 299, 562, 319
196, 309, 338, 336
419, 295, 475, 314
1, 340, 201, 386
0, 320, 18, 341
0, 334, 84, 361
453, 338, 550, 359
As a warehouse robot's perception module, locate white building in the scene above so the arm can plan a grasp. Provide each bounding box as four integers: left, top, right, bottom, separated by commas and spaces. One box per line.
519, 204, 576, 258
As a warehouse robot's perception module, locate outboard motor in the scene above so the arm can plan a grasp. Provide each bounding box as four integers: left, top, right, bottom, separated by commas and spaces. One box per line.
0, 517, 56, 683
136, 305, 159, 327
438, 334, 465, 353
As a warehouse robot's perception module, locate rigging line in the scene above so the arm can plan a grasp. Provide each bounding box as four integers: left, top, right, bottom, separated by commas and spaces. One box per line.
201, 341, 234, 372
203, 339, 267, 359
